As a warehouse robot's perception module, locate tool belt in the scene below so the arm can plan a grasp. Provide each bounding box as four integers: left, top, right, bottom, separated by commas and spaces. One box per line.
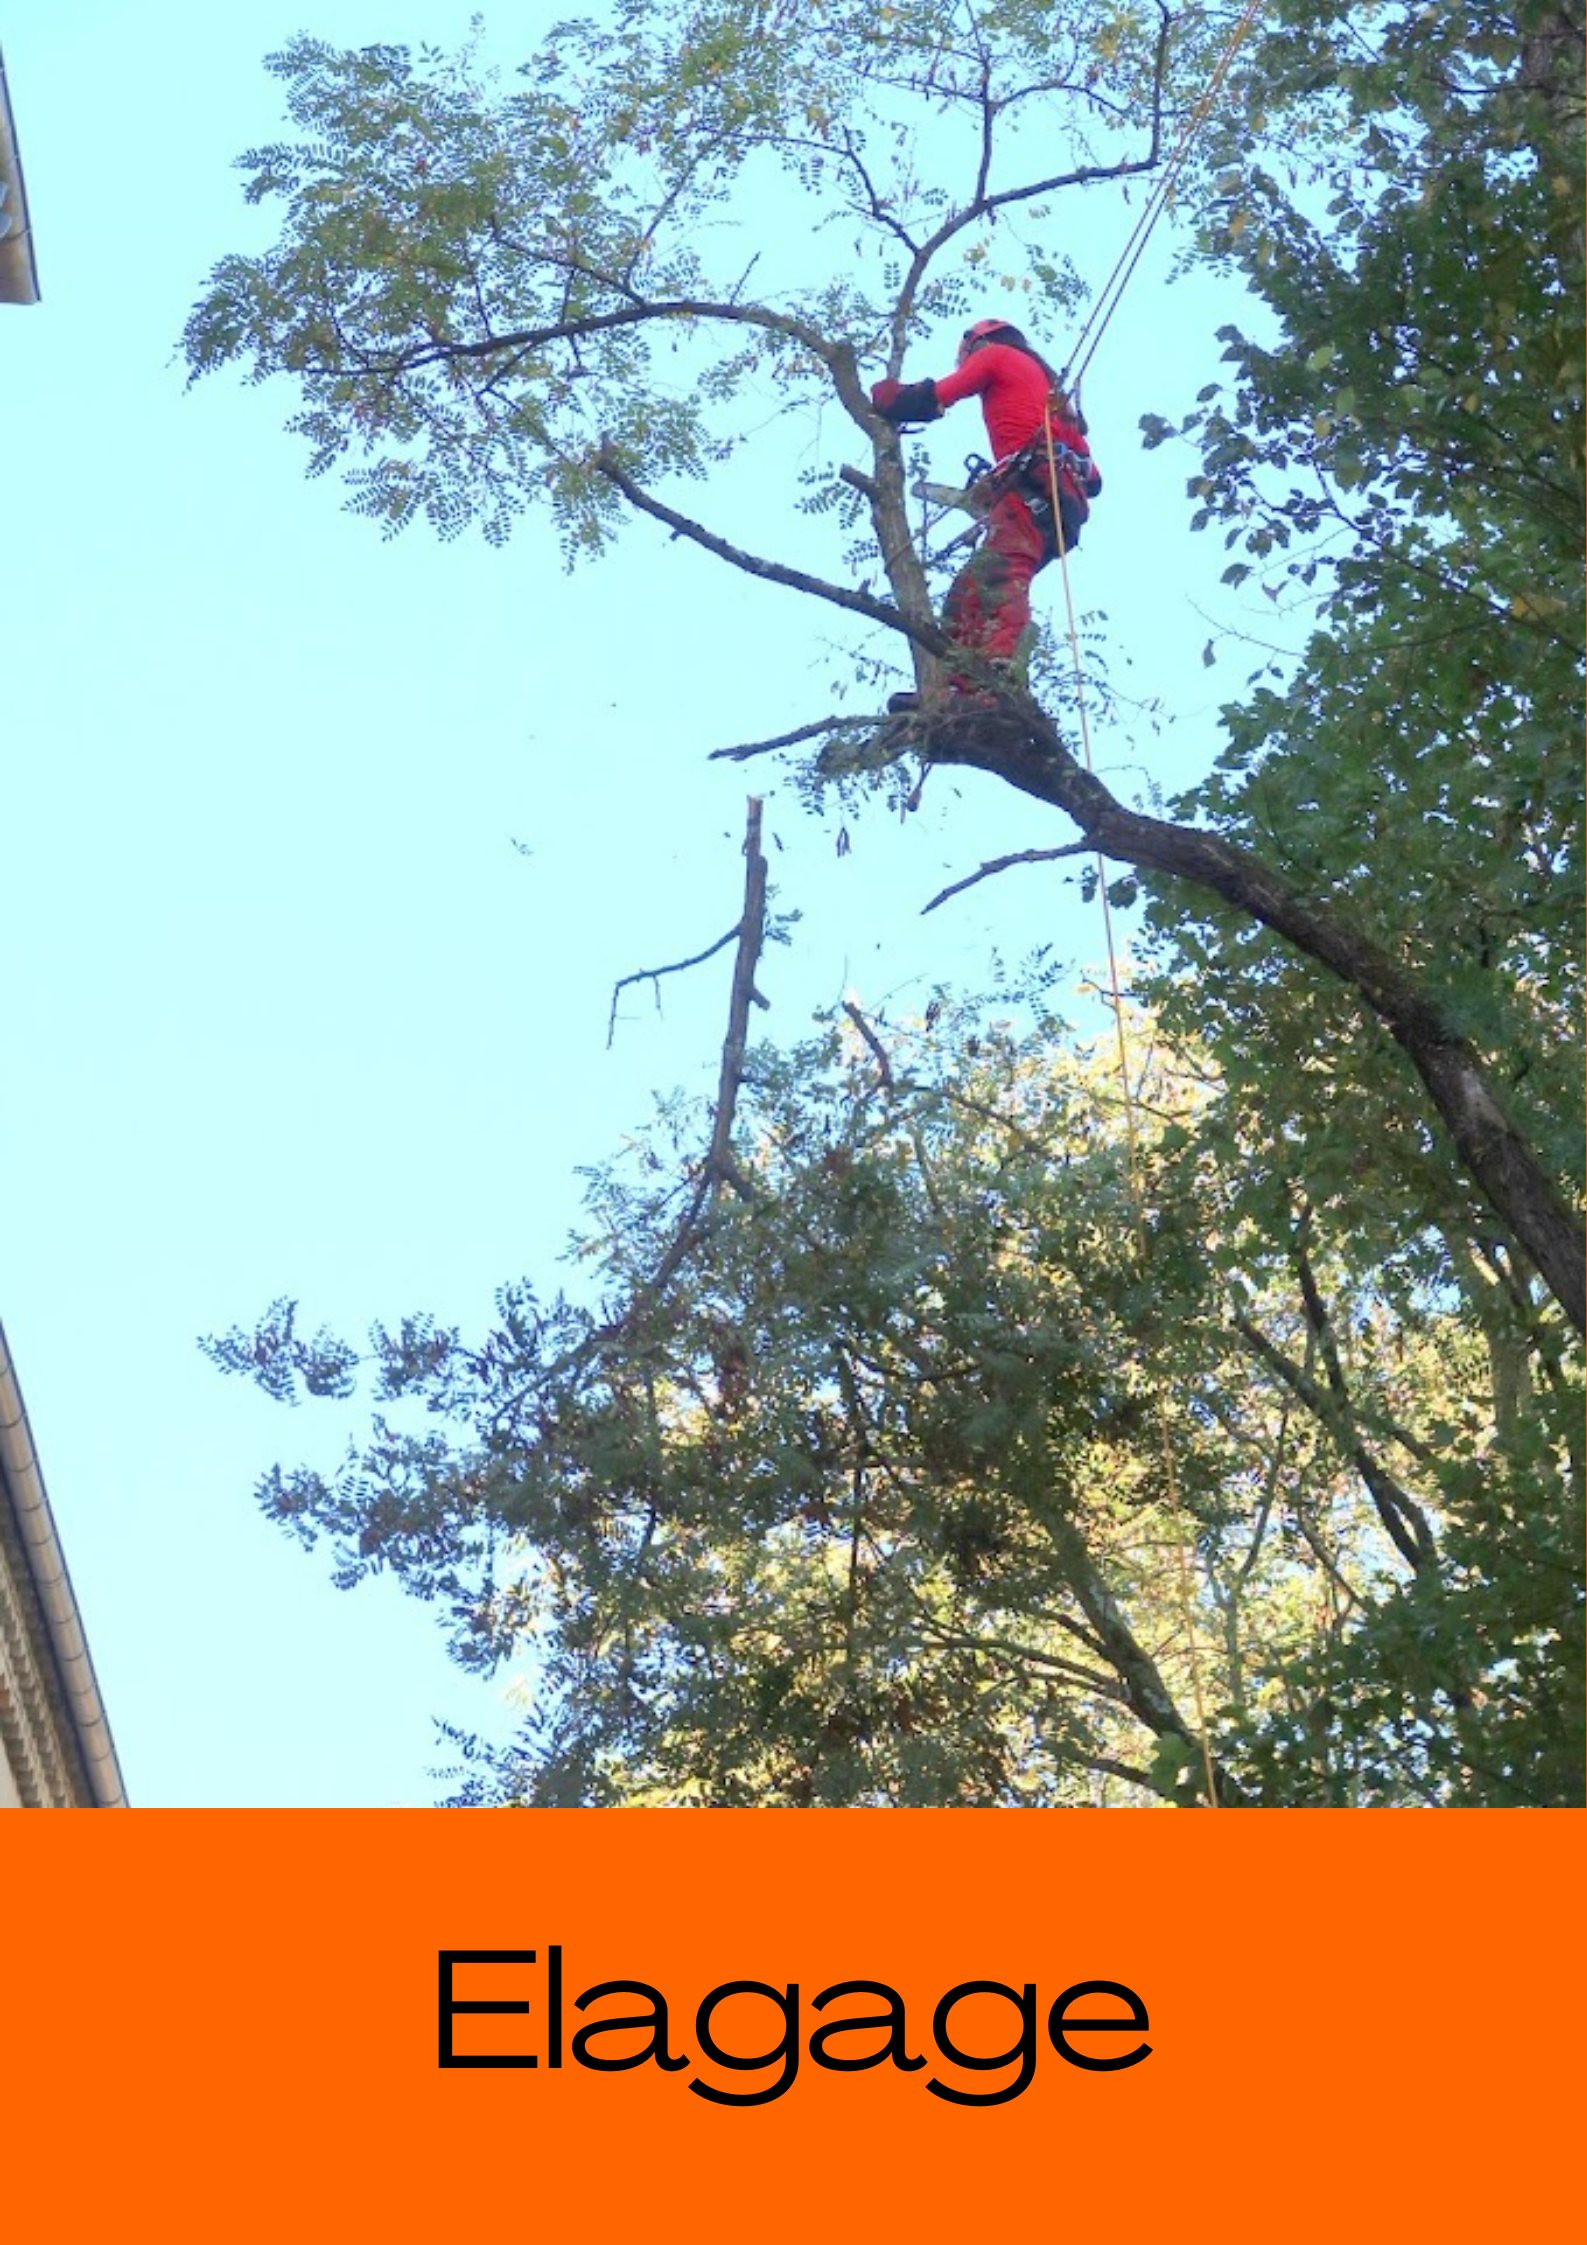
961, 439, 1090, 559
921, 431, 1093, 563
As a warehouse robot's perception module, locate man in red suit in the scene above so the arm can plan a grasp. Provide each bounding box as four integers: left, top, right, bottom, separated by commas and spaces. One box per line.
870, 320, 1101, 708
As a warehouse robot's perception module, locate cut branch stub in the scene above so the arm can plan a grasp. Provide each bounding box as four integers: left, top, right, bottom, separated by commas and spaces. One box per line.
616, 797, 770, 1325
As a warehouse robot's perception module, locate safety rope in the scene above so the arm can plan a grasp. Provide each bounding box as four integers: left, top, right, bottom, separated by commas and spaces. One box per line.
1043, 420, 1222, 1808
1022, 0, 1275, 1809
913, 1, 1273, 1795
1063, 0, 1267, 389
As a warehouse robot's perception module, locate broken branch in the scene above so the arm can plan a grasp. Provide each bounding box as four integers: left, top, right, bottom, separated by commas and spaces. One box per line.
621, 798, 770, 1317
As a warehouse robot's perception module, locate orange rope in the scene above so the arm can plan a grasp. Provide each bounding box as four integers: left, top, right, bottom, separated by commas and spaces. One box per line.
1044, 420, 1221, 1807
1025, 0, 1276, 1811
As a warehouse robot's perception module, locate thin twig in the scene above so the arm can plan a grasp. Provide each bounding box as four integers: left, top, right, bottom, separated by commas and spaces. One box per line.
917, 1619, 1126, 1699
921, 842, 1091, 915
710, 713, 885, 764
608, 926, 739, 1046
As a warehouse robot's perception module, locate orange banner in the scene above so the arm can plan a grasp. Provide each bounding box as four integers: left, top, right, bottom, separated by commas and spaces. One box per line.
3, 1809, 1580, 2235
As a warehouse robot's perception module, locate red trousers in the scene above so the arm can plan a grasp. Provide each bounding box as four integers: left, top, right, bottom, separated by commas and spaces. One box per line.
942, 491, 1049, 668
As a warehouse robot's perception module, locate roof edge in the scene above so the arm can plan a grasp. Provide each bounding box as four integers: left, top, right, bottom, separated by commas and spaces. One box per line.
0, 1322, 127, 1805
0, 46, 42, 307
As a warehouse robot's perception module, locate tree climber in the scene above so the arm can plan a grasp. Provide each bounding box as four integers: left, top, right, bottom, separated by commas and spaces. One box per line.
869, 319, 1101, 713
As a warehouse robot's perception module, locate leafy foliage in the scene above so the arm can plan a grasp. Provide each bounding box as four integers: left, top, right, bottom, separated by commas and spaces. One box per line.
185, 2, 1211, 553
1148, 2, 1583, 1105
206, 1005, 1582, 1805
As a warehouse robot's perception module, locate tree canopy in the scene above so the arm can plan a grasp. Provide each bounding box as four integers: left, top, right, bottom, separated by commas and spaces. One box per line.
192, 0, 1584, 1804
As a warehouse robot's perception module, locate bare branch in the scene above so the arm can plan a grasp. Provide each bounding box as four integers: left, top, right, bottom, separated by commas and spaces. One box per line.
617, 799, 770, 1318
973, 52, 996, 208
704, 797, 770, 1187
303, 287, 840, 382
608, 925, 740, 1048
710, 712, 886, 763
841, 999, 895, 1090
921, 842, 1090, 915
592, 444, 913, 635
765, 124, 922, 255
888, 8, 1174, 376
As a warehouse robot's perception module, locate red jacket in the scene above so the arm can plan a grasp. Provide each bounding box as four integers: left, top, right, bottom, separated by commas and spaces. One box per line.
933, 342, 1100, 513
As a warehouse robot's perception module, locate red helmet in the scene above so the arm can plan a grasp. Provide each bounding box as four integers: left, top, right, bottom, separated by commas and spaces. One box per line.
962, 318, 1016, 346
958, 317, 1022, 364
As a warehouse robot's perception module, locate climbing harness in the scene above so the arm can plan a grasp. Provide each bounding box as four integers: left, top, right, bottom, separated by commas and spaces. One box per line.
925, 424, 1094, 567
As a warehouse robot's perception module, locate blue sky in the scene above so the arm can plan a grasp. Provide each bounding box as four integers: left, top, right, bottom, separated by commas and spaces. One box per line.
2, 1, 1279, 1803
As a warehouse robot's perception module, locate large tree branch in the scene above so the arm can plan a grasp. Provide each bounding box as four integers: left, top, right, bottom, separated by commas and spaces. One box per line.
1043, 1514, 1250, 1806
1230, 1311, 1434, 1575
556, 301, 1584, 1330
706, 655, 1580, 1329
303, 289, 842, 382
922, 700, 1587, 1334
592, 445, 912, 632
593, 433, 1582, 1322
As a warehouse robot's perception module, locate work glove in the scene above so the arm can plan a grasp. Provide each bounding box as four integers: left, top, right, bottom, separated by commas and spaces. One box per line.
870, 377, 942, 427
